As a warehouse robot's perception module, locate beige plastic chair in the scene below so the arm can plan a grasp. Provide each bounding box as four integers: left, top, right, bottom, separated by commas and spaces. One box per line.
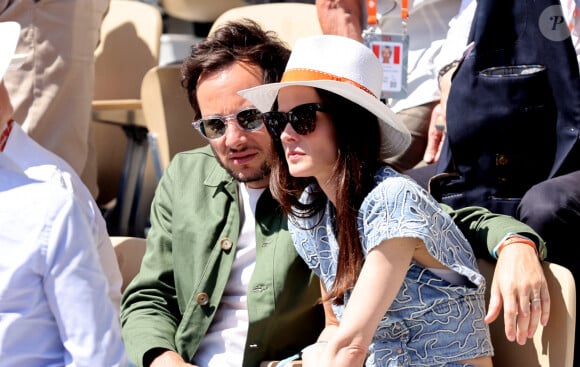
477, 259, 576, 367
208, 3, 322, 49
94, 0, 162, 110
140, 64, 207, 181
159, 0, 245, 23
92, 0, 162, 236
111, 236, 147, 292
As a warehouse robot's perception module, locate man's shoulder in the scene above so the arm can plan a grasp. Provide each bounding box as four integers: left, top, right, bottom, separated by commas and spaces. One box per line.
6, 123, 74, 173
0, 162, 77, 221
6, 123, 85, 193
167, 145, 228, 178
172, 144, 214, 162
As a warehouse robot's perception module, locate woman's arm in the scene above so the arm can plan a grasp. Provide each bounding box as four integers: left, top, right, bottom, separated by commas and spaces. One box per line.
301, 280, 339, 367
318, 237, 415, 367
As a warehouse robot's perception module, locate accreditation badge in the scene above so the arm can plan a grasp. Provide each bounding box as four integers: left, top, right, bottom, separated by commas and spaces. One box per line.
364, 32, 409, 100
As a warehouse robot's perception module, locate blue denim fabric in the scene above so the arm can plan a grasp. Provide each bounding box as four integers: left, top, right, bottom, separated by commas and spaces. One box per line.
290, 167, 493, 366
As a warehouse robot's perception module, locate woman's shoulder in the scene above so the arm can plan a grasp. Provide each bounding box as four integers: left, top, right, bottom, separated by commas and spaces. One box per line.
368, 166, 427, 200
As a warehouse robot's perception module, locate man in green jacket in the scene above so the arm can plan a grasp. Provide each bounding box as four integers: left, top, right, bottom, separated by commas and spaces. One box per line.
120, 20, 549, 367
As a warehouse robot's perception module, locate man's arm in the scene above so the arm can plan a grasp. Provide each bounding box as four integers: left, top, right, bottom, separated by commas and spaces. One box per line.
441, 204, 546, 259
47, 194, 127, 365
120, 163, 183, 367
316, 0, 364, 41
442, 204, 550, 345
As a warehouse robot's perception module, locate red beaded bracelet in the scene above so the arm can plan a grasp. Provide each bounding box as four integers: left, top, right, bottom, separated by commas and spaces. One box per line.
496, 236, 538, 257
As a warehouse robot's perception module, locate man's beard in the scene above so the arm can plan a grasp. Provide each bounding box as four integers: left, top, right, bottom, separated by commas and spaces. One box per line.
225, 160, 271, 184
211, 146, 272, 183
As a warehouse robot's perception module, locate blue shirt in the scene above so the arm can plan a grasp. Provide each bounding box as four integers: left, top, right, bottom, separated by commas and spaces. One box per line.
4, 122, 122, 310
0, 154, 127, 367
290, 166, 492, 366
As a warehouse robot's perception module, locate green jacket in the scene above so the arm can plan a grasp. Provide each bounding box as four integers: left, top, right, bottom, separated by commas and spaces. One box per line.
120, 146, 546, 367
120, 146, 324, 367
441, 204, 547, 260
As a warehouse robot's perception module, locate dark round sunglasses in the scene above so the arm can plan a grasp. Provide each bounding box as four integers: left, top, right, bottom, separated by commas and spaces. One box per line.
192, 107, 265, 140
263, 103, 327, 140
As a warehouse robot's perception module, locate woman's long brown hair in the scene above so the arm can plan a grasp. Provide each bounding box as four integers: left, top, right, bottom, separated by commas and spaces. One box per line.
270, 88, 382, 304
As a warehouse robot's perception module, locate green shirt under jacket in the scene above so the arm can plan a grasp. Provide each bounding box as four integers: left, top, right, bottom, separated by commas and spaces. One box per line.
120, 146, 324, 367
120, 145, 546, 367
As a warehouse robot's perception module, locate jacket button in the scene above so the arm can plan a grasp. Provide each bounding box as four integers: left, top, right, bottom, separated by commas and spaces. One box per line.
496, 154, 509, 166
196, 292, 209, 306
220, 238, 233, 251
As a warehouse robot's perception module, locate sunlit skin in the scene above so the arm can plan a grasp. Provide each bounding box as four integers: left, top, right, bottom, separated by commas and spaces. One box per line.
196, 62, 273, 189
277, 86, 339, 203
0, 82, 13, 130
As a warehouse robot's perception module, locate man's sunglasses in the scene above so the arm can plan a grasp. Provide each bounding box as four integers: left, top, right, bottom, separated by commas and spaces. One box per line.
192, 107, 265, 140
263, 103, 327, 140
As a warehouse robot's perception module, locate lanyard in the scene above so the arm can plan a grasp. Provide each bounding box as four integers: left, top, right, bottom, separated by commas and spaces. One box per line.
367, 0, 378, 26
0, 119, 14, 152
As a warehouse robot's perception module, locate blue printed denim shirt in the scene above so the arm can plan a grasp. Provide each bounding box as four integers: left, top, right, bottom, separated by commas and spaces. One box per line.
289, 166, 493, 367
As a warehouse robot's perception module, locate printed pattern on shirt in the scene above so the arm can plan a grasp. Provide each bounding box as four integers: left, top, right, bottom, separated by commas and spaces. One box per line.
290, 166, 492, 366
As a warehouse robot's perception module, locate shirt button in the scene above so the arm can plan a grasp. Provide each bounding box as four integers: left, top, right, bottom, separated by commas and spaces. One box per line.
252, 284, 267, 292
396, 348, 403, 354
220, 238, 233, 251
196, 292, 209, 306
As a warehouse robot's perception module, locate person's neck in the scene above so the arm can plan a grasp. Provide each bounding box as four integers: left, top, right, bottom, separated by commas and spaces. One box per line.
317, 179, 337, 207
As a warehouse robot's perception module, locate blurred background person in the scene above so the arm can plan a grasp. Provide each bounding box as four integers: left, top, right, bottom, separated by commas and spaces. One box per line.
0, 0, 111, 198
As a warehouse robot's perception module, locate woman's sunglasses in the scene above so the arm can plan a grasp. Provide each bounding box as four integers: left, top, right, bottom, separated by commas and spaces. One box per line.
192, 106, 265, 140
263, 103, 327, 140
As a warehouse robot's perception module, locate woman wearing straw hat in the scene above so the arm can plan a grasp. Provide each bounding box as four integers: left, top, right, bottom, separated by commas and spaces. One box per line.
240, 34, 493, 367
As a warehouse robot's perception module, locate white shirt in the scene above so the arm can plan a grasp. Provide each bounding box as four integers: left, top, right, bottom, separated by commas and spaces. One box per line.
0, 154, 128, 366
367, 0, 475, 111
194, 184, 264, 367
3, 122, 123, 310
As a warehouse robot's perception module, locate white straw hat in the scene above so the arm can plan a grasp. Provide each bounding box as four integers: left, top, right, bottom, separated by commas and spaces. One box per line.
239, 34, 411, 160
0, 22, 20, 81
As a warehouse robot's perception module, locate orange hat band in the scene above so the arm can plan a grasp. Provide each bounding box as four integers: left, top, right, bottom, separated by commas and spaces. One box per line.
281, 68, 377, 98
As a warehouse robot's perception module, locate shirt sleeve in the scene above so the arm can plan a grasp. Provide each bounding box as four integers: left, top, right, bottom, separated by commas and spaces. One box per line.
42, 193, 127, 367
440, 203, 547, 260
359, 175, 483, 287
120, 159, 183, 366
360, 175, 452, 255
433, 0, 477, 72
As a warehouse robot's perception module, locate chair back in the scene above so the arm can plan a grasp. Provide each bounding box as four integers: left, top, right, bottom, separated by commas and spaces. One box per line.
140, 64, 207, 178
94, 0, 162, 102
208, 3, 322, 49
111, 236, 147, 292
477, 259, 576, 367
92, 0, 162, 236
159, 0, 245, 23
